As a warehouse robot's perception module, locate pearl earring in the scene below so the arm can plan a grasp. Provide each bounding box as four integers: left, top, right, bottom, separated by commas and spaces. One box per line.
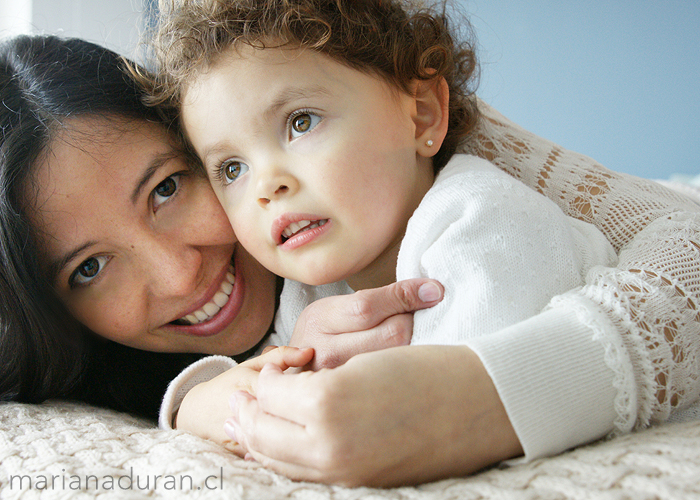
425, 139, 434, 147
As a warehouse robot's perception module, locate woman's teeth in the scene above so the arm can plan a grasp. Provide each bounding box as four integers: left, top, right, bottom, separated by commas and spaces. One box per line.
282, 219, 328, 241
177, 265, 235, 325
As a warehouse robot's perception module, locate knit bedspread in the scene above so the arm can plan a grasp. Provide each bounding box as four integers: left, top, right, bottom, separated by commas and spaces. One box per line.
1, 401, 699, 499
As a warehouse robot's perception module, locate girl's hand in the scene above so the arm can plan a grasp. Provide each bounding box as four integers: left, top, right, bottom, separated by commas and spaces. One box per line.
225, 345, 523, 487
175, 346, 313, 454
289, 278, 443, 370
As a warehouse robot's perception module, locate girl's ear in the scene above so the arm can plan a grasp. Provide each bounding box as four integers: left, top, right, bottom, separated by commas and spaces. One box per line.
411, 76, 449, 158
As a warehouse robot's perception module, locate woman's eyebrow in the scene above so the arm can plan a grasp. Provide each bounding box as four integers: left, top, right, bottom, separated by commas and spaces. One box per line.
47, 240, 97, 285
130, 151, 180, 205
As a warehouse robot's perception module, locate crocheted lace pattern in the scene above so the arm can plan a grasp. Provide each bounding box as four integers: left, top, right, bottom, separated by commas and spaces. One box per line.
466, 102, 700, 431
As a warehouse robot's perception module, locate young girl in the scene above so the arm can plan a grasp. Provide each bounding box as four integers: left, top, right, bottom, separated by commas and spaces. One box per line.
149, 0, 625, 459
152, 0, 615, 343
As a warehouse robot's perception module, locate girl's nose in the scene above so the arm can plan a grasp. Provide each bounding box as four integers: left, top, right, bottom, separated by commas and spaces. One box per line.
256, 169, 299, 207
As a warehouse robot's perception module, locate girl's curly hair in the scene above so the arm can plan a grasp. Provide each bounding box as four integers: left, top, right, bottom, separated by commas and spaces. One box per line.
146, 0, 480, 171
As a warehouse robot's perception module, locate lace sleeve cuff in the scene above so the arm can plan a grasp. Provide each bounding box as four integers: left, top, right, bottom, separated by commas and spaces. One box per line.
158, 355, 238, 430
466, 303, 619, 460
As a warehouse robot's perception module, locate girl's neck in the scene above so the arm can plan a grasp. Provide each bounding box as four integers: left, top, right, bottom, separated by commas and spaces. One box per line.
345, 236, 403, 291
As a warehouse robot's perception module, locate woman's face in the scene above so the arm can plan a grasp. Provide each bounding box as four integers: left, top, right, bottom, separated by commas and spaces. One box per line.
28, 117, 277, 355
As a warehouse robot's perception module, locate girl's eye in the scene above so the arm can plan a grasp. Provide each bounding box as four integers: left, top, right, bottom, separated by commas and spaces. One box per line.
289, 111, 322, 139
220, 160, 249, 185
152, 174, 181, 210
70, 256, 110, 287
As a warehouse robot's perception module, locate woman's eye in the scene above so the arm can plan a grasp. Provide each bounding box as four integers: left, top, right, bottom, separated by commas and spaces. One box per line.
221, 160, 249, 185
70, 256, 110, 287
152, 174, 181, 210
289, 112, 322, 139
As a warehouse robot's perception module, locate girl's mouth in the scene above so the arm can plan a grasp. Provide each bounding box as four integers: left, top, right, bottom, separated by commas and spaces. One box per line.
280, 219, 329, 244
171, 264, 235, 325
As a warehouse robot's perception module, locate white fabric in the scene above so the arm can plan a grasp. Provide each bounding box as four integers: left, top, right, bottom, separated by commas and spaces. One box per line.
159, 100, 700, 465
6, 400, 700, 499
275, 154, 620, 460
396, 154, 617, 343
469, 101, 700, 435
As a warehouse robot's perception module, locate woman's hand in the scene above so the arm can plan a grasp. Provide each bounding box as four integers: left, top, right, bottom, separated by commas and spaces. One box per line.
289, 278, 444, 370
175, 346, 313, 453
225, 345, 524, 487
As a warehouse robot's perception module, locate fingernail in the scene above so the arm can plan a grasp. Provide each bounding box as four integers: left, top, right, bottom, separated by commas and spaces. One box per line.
224, 420, 237, 442
244, 453, 255, 462
418, 282, 441, 302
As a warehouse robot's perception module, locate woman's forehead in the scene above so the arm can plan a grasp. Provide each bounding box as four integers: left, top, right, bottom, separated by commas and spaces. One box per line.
28, 117, 173, 250
34, 117, 172, 196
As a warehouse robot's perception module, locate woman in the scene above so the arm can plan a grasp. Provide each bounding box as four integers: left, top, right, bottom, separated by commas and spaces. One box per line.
1, 33, 699, 487
0, 34, 428, 419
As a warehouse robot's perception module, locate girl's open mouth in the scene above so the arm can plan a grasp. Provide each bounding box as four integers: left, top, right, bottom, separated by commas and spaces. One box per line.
280, 219, 328, 244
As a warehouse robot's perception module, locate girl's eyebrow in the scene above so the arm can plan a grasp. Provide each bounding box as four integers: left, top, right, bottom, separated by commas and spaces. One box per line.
199, 85, 332, 164
264, 85, 331, 121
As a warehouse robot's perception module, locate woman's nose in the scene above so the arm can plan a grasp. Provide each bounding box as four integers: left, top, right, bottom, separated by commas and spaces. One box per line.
141, 239, 202, 298
256, 168, 299, 207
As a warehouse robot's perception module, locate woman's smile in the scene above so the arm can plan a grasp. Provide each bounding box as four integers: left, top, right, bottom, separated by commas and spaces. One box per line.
164, 251, 247, 338
174, 263, 235, 325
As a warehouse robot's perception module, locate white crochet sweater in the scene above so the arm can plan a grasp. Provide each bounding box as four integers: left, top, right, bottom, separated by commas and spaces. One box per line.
160, 101, 700, 461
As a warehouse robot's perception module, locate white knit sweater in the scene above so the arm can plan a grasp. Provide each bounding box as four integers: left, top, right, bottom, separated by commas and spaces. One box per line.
160, 101, 700, 462
274, 153, 621, 460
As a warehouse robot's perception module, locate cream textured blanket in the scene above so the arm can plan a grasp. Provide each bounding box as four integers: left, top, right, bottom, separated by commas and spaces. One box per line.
1, 400, 700, 499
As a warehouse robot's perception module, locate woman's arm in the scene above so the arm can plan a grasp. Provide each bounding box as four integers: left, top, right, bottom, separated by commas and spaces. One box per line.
470, 101, 700, 427
228, 345, 522, 487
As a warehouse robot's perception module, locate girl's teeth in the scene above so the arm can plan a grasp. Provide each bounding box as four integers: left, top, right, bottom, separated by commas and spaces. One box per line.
282, 219, 328, 240
177, 265, 235, 325
283, 221, 309, 238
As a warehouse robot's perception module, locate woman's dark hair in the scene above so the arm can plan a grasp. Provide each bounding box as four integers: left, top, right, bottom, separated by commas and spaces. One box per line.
0, 35, 203, 419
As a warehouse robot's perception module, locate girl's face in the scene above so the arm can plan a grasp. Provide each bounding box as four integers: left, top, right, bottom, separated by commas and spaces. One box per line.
183, 46, 436, 291
29, 117, 277, 355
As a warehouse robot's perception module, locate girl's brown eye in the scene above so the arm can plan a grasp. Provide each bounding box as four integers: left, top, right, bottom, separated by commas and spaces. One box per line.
292, 114, 312, 134
289, 111, 321, 139
220, 160, 249, 185
225, 162, 243, 181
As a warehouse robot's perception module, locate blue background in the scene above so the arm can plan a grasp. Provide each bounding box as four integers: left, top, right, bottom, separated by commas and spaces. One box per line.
459, 1, 700, 180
